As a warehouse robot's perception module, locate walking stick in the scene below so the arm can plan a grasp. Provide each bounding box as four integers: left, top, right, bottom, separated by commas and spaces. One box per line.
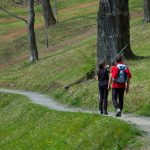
117, 44, 129, 56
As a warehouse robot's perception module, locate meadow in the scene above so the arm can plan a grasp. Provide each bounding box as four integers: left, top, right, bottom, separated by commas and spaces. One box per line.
0, 0, 149, 149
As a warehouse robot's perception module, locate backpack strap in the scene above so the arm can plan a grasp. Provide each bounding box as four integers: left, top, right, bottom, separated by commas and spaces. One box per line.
117, 64, 127, 71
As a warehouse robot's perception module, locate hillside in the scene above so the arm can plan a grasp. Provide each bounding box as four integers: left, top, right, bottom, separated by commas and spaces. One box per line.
0, 93, 141, 149
0, 0, 150, 149
0, 0, 150, 116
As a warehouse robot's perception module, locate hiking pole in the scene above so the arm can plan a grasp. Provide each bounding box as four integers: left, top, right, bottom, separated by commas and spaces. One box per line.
117, 44, 129, 56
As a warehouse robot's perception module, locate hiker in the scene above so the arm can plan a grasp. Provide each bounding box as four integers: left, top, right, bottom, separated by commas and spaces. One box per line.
97, 61, 109, 115
108, 55, 132, 117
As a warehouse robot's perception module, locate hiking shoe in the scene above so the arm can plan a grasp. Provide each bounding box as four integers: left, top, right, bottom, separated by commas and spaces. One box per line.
115, 109, 121, 117
116, 112, 121, 117
99, 110, 103, 114
104, 112, 108, 115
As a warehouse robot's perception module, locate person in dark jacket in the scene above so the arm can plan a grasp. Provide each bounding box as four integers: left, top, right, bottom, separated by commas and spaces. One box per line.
97, 62, 109, 115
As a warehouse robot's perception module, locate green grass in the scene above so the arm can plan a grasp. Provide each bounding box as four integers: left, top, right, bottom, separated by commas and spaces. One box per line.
0, 0, 97, 21
0, 20, 150, 116
0, 93, 141, 149
0, 0, 149, 148
0, 0, 150, 116
129, 0, 143, 12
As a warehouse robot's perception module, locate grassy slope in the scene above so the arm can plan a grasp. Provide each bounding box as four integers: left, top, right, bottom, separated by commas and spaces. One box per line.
0, 0, 150, 116
0, 93, 141, 150
0, 0, 97, 63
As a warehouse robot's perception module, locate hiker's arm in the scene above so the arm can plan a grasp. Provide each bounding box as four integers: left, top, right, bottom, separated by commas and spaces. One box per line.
95, 75, 98, 80
126, 78, 130, 94
95, 69, 99, 80
108, 74, 112, 90
125, 67, 132, 94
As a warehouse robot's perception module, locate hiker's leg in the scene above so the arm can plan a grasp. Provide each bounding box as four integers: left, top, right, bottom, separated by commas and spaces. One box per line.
103, 86, 108, 114
99, 86, 104, 113
112, 88, 119, 109
119, 88, 125, 111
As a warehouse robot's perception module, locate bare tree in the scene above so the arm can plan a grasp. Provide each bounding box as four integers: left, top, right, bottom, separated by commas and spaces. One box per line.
97, 0, 135, 64
28, 0, 39, 62
0, 0, 39, 62
144, 0, 150, 23
41, 0, 56, 27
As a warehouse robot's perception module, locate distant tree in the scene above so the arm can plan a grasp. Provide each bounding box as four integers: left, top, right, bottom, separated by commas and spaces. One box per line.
144, 0, 150, 23
0, 0, 39, 62
28, 0, 39, 62
41, 0, 56, 27
97, 0, 135, 64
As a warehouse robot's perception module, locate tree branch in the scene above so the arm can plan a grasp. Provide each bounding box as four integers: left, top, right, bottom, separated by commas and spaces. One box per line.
64, 68, 95, 89
0, 7, 28, 24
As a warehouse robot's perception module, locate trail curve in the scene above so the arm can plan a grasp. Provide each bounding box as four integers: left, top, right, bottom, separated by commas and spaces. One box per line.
0, 88, 150, 136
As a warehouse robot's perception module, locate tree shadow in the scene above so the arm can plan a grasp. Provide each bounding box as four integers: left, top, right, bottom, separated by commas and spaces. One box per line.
127, 55, 150, 60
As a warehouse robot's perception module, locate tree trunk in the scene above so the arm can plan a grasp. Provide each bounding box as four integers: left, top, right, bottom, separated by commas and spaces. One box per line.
41, 0, 56, 27
144, 0, 150, 23
54, 0, 57, 16
28, 0, 39, 62
97, 0, 135, 65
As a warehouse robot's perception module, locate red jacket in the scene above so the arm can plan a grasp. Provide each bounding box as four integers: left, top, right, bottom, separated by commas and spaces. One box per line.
111, 62, 132, 88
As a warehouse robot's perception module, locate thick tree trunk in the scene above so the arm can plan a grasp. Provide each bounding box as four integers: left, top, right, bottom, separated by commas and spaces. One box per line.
41, 0, 56, 27
144, 0, 150, 23
28, 0, 39, 62
97, 0, 135, 65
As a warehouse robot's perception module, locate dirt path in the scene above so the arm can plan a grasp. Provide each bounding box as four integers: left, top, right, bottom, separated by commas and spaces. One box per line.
0, 28, 96, 68
0, 1, 98, 43
60, 1, 98, 13
0, 88, 150, 134
0, 23, 43, 42
1, 88, 150, 149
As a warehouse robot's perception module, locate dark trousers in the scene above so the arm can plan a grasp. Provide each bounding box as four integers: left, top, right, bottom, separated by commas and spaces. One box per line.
98, 86, 108, 112
112, 88, 125, 111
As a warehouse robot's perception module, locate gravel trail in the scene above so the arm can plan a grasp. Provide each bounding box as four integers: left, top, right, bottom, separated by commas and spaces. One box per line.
0, 88, 150, 137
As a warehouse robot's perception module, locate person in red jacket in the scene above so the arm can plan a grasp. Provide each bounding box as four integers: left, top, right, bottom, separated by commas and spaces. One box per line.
108, 55, 132, 117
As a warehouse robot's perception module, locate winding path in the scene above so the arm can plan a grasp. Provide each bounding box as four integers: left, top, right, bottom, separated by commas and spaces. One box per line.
0, 88, 150, 137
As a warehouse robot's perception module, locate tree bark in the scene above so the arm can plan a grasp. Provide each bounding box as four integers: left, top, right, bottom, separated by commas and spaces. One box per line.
97, 0, 135, 65
144, 0, 150, 23
28, 0, 39, 62
41, 0, 56, 27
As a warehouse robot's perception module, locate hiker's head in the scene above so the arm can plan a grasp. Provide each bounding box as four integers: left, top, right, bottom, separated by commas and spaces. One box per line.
98, 61, 106, 69
111, 61, 116, 66
116, 55, 123, 63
